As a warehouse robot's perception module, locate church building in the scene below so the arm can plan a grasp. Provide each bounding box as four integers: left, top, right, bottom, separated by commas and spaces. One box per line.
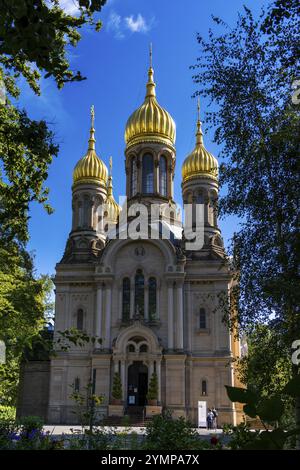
19, 55, 242, 426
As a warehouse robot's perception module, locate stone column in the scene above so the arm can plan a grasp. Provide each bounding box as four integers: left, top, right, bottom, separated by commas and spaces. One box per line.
125, 165, 130, 198
104, 283, 112, 349
137, 158, 142, 194
154, 158, 159, 194
95, 284, 103, 344
176, 282, 184, 350
167, 282, 174, 350
148, 362, 154, 384
167, 163, 173, 199
157, 360, 162, 403
121, 360, 126, 401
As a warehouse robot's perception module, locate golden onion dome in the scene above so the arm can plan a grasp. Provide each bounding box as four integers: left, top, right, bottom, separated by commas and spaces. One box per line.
104, 157, 121, 222
73, 106, 108, 186
125, 51, 176, 149
182, 101, 218, 182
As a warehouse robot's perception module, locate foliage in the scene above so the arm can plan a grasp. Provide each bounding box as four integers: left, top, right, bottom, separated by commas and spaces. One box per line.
111, 372, 122, 401
147, 372, 158, 401
192, 0, 300, 445
225, 375, 300, 449
238, 324, 292, 396
0, 0, 107, 92
143, 410, 212, 450
0, 247, 53, 405
18, 415, 44, 436
223, 422, 260, 450
0, 406, 15, 421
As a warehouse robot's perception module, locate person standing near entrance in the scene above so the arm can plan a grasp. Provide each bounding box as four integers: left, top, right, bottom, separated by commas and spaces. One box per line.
206, 409, 214, 429
212, 406, 218, 430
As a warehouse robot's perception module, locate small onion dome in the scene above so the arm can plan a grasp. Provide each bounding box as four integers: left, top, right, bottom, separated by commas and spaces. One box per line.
125, 63, 176, 149
73, 106, 108, 186
104, 157, 121, 221
182, 103, 218, 182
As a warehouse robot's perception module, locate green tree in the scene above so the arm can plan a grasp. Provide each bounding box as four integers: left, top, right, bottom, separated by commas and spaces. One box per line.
0, 247, 54, 404
111, 372, 122, 401
0, 0, 108, 405
192, 0, 299, 445
147, 372, 158, 402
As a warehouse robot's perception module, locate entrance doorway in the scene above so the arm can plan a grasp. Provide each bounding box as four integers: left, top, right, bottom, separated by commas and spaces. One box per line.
127, 361, 148, 406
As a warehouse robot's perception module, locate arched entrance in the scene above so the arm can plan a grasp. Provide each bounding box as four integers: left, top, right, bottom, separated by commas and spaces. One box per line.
127, 361, 148, 406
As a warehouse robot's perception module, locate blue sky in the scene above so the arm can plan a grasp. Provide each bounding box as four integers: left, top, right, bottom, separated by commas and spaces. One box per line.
20, 0, 266, 277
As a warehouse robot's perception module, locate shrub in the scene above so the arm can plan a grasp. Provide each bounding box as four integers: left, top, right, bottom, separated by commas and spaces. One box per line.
143, 410, 208, 450
146, 372, 158, 401
0, 406, 16, 421
112, 373, 122, 401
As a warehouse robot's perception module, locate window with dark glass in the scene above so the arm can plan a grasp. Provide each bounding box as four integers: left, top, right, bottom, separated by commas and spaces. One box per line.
142, 153, 154, 193
134, 269, 144, 316
140, 344, 148, 353
159, 155, 167, 196
201, 380, 207, 396
200, 308, 206, 329
74, 377, 80, 392
122, 277, 130, 321
131, 157, 137, 196
77, 308, 84, 330
148, 277, 157, 320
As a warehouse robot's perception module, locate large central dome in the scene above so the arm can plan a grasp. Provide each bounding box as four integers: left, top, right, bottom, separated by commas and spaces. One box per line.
125, 66, 176, 149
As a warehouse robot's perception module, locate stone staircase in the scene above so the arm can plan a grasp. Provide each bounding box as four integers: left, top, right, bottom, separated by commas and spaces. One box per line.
102, 406, 153, 427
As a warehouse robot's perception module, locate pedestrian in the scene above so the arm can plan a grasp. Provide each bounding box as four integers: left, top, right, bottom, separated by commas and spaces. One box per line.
206, 408, 214, 430
212, 406, 218, 430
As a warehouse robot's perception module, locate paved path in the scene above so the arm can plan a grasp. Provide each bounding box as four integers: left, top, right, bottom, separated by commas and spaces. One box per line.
44, 425, 223, 436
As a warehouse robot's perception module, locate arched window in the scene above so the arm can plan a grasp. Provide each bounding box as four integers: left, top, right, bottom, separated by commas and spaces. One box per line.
201, 380, 207, 396
131, 157, 137, 196
77, 308, 84, 331
128, 344, 135, 353
200, 308, 206, 329
159, 155, 167, 196
122, 278, 130, 321
142, 153, 154, 193
134, 269, 144, 316
74, 377, 80, 392
140, 344, 148, 353
148, 277, 157, 320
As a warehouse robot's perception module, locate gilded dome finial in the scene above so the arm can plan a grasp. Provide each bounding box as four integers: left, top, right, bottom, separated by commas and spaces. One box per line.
196, 97, 203, 146
146, 43, 156, 98
181, 101, 218, 182
105, 156, 121, 220
124, 49, 176, 148
88, 104, 96, 151
108, 156, 113, 197
73, 105, 108, 186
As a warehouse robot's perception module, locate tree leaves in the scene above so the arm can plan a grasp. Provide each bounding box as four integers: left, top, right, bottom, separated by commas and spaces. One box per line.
283, 374, 300, 398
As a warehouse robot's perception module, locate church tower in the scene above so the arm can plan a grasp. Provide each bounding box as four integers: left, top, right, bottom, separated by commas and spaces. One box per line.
124, 46, 179, 225
62, 107, 109, 262
182, 100, 224, 257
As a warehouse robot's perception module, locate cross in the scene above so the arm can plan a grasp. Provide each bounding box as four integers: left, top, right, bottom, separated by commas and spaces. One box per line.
91, 105, 95, 128
149, 43, 153, 68
197, 97, 200, 122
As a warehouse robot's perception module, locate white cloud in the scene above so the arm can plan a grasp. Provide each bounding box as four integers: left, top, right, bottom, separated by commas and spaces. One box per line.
124, 14, 151, 33
106, 11, 154, 39
58, 0, 80, 16
106, 11, 124, 39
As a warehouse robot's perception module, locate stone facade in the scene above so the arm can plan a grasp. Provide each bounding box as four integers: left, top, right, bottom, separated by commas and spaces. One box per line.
18, 60, 243, 426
